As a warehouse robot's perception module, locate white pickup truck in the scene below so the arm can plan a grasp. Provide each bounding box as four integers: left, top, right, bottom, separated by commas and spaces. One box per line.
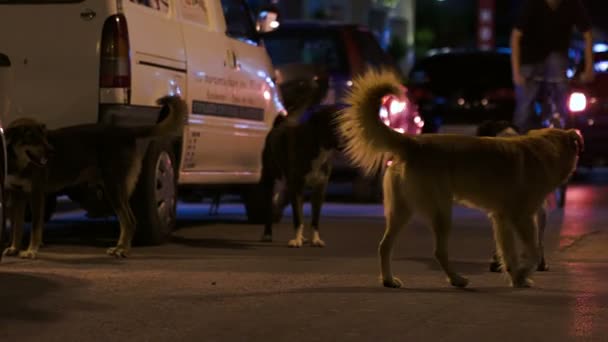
0, 0, 285, 244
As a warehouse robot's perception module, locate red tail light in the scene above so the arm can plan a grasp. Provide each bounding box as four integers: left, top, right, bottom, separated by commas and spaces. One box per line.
410, 88, 432, 101
100, 14, 131, 90
485, 87, 514, 100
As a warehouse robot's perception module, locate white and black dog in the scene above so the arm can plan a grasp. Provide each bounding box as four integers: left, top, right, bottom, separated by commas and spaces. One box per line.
259, 104, 342, 247
476, 120, 549, 272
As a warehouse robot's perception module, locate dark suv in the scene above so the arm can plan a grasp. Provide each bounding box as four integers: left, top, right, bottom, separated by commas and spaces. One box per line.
262, 20, 421, 201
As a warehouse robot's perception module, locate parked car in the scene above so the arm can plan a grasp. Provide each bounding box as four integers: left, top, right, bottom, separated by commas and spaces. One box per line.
262, 20, 423, 201
567, 51, 608, 167
0, 0, 284, 244
408, 48, 515, 135
0, 53, 9, 249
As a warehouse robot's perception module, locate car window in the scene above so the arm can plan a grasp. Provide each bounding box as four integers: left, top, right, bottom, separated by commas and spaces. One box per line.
130, 0, 169, 12
221, 0, 259, 45
263, 30, 348, 74
350, 29, 394, 69
179, 0, 209, 25
410, 53, 513, 89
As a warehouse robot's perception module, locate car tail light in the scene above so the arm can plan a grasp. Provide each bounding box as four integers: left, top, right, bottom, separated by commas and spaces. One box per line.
568, 92, 587, 113
380, 94, 424, 135
485, 87, 514, 100
100, 15, 131, 100
410, 88, 432, 101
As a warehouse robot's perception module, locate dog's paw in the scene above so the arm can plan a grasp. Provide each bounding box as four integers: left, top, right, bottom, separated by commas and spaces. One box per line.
489, 260, 502, 273
287, 238, 303, 248
260, 234, 273, 242
18, 249, 38, 259
382, 277, 403, 288
511, 277, 534, 288
511, 270, 534, 288
311, 237, 325, 248
537, 260, 549, 272
3, 247, 20, 257
106, 247, 129, 258
448, 275, 469, 288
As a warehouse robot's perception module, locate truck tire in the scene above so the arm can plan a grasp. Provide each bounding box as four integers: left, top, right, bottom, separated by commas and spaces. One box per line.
132, 140, 177, 245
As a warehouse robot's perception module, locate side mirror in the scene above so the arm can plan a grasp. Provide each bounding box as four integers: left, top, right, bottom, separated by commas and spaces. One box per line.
256, 5, 280, 33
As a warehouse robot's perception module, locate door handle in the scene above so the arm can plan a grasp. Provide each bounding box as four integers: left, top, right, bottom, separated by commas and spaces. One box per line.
80, 8, 96, 21
224, 50, 239, 70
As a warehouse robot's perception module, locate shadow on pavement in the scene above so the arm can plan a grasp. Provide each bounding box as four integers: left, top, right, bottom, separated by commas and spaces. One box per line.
0, 271, 107, 322
398, 257, 491, 275
169, 235, 254, 250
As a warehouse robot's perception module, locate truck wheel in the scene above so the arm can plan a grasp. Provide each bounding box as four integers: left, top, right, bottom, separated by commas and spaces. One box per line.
132, 141, 177, 245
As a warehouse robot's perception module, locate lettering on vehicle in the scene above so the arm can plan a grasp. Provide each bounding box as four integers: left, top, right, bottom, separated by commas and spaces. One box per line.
192, 100, 264, 121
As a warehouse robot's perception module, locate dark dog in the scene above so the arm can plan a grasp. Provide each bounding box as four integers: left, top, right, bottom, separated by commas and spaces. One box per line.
476, 120, 549, 272
259, 104, 342, 247
3, 96, 186, 259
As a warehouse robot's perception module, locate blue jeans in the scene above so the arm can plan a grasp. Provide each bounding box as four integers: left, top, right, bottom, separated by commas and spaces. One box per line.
513, 53, 570, 133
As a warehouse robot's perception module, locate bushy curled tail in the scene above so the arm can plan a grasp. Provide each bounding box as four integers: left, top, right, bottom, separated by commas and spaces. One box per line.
337, 69, 409, 175
149, 95, 188, 136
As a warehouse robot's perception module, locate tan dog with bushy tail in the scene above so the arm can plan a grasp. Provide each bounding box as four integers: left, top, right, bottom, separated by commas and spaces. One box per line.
337, 70, 582, 288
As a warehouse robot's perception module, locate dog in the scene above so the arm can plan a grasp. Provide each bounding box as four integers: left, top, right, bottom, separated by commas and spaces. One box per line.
476, 120, 549, 272
3, 96, 187, 259
337, 70, 582, 288
259, 104, 342, 247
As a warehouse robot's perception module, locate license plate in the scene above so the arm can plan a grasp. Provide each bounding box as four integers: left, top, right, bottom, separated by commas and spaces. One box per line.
439, 124, 478, 136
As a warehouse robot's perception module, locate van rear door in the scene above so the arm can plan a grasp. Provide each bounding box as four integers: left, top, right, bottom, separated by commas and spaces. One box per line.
0, 0, 111, 129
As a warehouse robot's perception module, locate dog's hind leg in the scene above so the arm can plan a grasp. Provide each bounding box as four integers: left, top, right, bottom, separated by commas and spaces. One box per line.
310, 182, 327, 247
536, 207, 549, 271
105, 185, 136, 258
379, 170, 411, 288
510, 214, 540, 288
430, 209, 469, 288
260, 171, 276, 242
490, 214, 521, 287
3, 191, 26, 257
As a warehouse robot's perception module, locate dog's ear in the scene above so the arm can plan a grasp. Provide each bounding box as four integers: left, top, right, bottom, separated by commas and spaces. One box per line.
5, 125, 24, 146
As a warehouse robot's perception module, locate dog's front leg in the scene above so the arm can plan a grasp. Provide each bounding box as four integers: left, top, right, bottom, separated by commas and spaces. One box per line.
19, 188, 46, 259
287, 182, 305, 248
3, 190, 26, 257
310, 183, 326, 247
431, 212, 469, 288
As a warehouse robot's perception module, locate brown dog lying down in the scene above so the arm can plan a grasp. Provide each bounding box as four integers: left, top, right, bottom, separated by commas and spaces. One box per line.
4, 96, 186, 259
476, 120, 550, 273
337, 70, 582, 288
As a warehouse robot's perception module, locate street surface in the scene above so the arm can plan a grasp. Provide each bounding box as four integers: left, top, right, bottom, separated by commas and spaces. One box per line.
1, 173, 608, 341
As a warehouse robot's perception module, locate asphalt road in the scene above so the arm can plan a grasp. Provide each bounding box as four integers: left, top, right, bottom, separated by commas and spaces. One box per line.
1, 177, 608, 341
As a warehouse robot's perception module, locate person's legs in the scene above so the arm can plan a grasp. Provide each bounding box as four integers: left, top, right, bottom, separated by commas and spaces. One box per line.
544, 53, 570, 126
513, 64, 543, 133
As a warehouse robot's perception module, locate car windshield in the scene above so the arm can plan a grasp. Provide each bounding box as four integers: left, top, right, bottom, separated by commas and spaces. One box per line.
409, 52, 513, 91
349, 29, 395, 70
263, 30, 348, 74
0, 0, 82, 3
